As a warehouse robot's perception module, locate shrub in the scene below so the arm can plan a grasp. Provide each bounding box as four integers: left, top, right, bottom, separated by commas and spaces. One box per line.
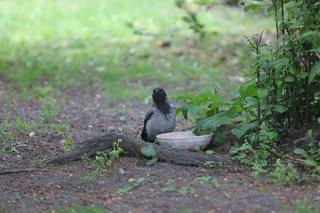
177, 0, 320, 179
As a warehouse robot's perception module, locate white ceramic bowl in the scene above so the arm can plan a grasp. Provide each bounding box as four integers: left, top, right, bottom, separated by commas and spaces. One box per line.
156, 131, 212, 150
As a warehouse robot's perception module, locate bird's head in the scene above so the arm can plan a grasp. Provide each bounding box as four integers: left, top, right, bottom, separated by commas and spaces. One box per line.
152, 87, 167, 105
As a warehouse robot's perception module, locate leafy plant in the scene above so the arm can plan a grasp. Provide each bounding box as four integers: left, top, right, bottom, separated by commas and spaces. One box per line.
54, 122, 70, 137
193, 176, 212, 184
244, 0, 320, 129
293, 130, 320, 175
206, 149, 215, 154
178, 0, 320, 180
177, 91, 232, 135
204, 161, 216, 168
193, 175, 219, 187
232, 122, 278, 176
0, 117, 42, 153
40, 97, 61, 123
91, 139, 124, 171
162, 185, 195, 196
92, 151, 110, 169
269, 159, 298, 185
63, 136, 74, 152
117, 177, 145, 193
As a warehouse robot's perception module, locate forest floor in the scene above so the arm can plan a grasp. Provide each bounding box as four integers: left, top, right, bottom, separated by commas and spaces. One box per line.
0, 1, 319, 212
0, 81, 319, 213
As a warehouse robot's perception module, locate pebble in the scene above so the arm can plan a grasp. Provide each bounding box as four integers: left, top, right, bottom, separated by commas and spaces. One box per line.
29, 132, 35, 137
119, 168, 125, 175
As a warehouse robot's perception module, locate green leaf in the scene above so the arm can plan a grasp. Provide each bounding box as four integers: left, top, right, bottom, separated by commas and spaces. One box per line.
304, 159, 317, 167
243, 97, 258, 109
228, 104, 243, 117
239, 80, 257, 99
206, 150, 215, 154
182, 108, 188, 120
302, 31, 320, 48
133, 177, 145, 186
231, 121, 258, 139
293, 148, 305, 156
176, 93, 195, 102
299, 71, 308, 79
117, 177, 145, 193
236, 142, 252, 152
273, 105, 287, 113
257, 88, 268, 98
63, 136, 74, 152
162, 185, 176, 192
308, 62, 320, 85
141, 145, 158, 166
185, 104, 205, 114
141, 145, 157, 158
273, 58, 289, 70
284, 76, 294, 83
197, 112, 230, 130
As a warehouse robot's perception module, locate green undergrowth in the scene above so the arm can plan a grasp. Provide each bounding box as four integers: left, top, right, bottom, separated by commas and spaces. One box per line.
52, 205, 107, 213
80, 139, 124, 178
0, 97, 70, 153
177, 0, 320, 184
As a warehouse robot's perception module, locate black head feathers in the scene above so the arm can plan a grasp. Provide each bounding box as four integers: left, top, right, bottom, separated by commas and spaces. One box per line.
152, 87, 167, 104
152, 87, 170, 114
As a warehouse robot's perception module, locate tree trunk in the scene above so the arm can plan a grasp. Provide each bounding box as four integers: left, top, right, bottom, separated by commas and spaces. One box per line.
47, 131, 225, 168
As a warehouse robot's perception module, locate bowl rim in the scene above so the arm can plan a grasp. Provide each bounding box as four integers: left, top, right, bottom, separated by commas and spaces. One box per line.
156, 131, 212, 140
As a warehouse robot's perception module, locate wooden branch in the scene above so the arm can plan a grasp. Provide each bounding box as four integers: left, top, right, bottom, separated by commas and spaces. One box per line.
47, 131, 225, 168
270, 149, 304, 164
0, 168, 41, 175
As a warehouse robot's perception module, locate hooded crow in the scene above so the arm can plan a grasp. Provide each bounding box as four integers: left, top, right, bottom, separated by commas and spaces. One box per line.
141, 87, 176, 142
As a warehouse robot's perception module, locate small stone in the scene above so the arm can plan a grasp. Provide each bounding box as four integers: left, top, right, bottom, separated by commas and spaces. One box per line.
119, 168, 125, 175
59, 139, 66, 145
96, 66, 105, 72
119, 115, 127, 122
157, 37, 171, 48
28, 132, 35, 137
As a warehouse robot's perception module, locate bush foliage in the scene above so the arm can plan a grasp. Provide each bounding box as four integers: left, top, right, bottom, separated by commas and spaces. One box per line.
178, 0, 320, 180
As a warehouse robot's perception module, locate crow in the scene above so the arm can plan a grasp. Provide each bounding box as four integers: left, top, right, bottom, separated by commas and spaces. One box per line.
141, 87, 176, 142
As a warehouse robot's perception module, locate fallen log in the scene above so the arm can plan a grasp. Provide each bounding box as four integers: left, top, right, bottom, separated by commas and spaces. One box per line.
0, 168, 41, 175
47, 131, 225, 168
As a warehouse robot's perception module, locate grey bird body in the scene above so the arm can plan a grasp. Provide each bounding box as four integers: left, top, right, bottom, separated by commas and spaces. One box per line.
144, 105, 176, 141
141, 88, 176, 142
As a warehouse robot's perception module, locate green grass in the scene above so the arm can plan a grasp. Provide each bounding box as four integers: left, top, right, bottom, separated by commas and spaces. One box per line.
52, 205, 107, 213
0, 96, 70, 152
0, 0, 273, 100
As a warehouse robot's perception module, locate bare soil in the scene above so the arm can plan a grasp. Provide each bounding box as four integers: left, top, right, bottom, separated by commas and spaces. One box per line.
0, 81, 319, 213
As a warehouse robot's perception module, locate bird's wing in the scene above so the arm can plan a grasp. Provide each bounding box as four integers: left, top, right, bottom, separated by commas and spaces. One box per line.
141, 108, 154, 141
144, 108, 154, 126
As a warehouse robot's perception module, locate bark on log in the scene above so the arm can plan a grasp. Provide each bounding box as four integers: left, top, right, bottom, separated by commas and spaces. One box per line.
47, 131, 225, 167
0, 168, 41, 175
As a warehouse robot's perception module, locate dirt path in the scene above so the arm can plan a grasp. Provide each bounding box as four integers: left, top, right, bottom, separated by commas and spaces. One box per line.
1, 158, 317, 213
0, 82, 319, 213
